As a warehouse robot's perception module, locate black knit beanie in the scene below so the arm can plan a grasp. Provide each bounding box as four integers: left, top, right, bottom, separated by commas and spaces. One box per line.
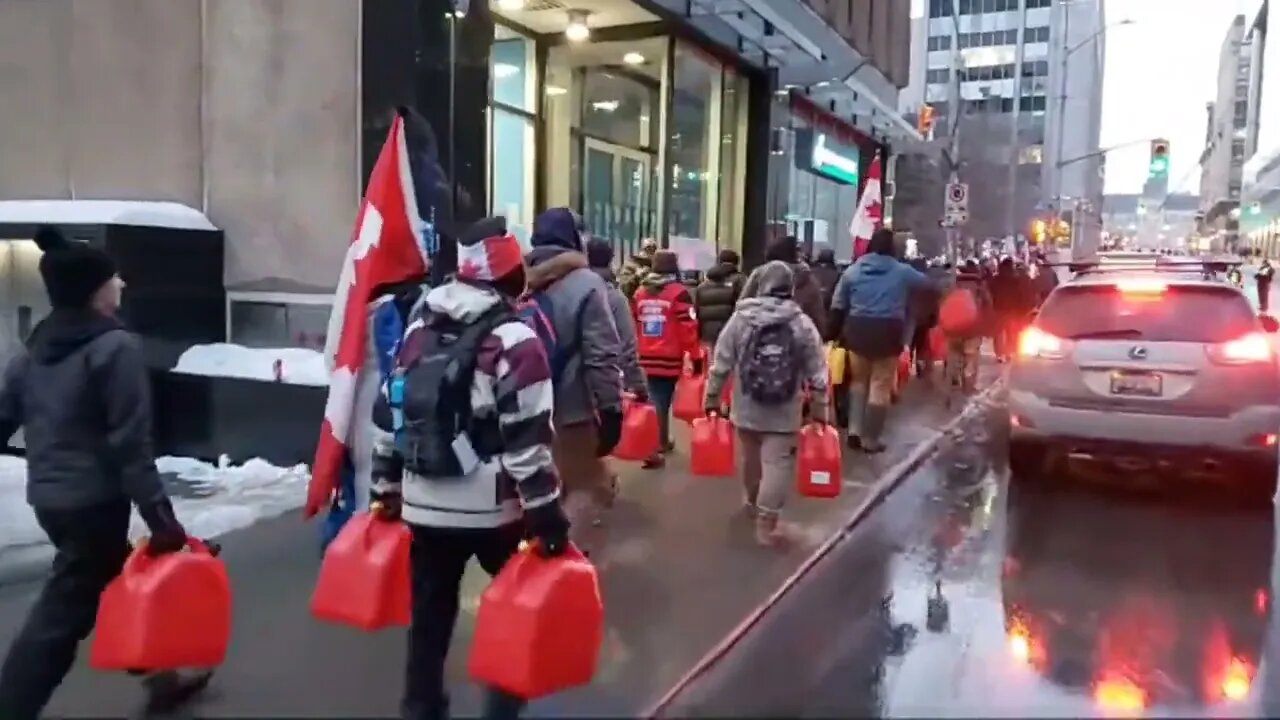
33, 226, 118, 309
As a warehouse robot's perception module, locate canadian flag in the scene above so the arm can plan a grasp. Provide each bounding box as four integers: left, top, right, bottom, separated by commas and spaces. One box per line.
849, 152, 884, 260
305, 110, 430, 518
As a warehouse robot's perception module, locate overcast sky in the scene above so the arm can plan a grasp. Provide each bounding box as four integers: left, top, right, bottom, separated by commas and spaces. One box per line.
1101, 0, 1257, 195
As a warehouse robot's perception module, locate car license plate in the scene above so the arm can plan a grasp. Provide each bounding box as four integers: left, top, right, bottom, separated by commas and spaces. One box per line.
1110, 370, 1162, 397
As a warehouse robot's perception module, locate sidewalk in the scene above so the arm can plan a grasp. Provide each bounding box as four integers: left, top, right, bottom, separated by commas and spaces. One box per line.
0, 364, 999, 718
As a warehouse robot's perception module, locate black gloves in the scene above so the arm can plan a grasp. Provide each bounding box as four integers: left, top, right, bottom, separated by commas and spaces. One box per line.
596, 407, 623, 457
138, 498, 188, 556
631, 385, 649, 403
690, 357, 705, 376
524, 502, 570, 557
370, 450, 404, 521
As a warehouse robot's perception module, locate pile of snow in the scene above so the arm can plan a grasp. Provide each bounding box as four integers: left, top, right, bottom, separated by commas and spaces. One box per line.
173, 343, 329, 386
0, 454, 308, 570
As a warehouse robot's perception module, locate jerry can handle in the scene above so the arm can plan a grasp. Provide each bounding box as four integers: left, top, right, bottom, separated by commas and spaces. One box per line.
124, 536, 221, 575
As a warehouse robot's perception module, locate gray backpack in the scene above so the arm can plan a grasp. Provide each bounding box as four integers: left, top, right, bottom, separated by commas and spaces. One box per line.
739, 321, 800, 404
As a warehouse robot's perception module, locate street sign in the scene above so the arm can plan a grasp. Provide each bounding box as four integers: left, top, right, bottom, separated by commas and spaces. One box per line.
945, 182, 969, 213
941, 210, 969, 227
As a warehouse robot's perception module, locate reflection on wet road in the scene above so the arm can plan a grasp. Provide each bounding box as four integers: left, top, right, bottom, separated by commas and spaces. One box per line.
659, 397, 1279, 718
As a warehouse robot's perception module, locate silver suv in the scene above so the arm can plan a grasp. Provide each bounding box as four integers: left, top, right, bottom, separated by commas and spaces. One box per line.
1007, 261, 1280, 500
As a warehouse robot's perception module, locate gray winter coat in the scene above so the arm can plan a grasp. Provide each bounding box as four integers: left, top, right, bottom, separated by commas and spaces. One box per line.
525, 247, 624, 426
706, 262, 829, 434
590, 266, 647, 395
0, 310, 166, 511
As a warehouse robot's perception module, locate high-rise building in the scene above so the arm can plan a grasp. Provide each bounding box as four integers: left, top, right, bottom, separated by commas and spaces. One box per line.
1201, 6, 1266, 252
897, 0, 1104, 255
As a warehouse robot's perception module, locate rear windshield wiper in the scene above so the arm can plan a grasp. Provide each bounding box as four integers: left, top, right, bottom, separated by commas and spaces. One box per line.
1067, 328, 1145, 339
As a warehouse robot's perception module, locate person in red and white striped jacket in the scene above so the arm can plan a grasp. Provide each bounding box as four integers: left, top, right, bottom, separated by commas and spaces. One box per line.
369, 217, 568, 720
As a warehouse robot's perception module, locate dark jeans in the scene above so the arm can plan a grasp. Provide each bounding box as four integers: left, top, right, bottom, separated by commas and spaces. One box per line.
404, 522, 525, 720
647, 376, 679, 448
0, 498, 132, 720
1260, 283, 1271, 312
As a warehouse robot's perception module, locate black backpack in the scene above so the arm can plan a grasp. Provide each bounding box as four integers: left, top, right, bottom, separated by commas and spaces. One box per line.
739, 320, 801, 404
391, 306, 509, 477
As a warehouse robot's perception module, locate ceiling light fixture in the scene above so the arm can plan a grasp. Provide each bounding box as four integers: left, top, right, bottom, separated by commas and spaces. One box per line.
565, 10, 591, 41
591, 100, 620, 112
545, 85, 568, 96
623, 51, 645, 65
497, 0, 526, 10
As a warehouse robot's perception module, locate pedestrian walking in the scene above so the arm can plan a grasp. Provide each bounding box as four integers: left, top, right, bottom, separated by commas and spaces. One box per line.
988, 257, 1035, 362
945, 261, 991, 393
618, 238, 659, 301
810, 247, 841, 313
693, 249, 745, 347
370, 217, 570, 720
585, 238, 649, 400
525, 208, 625, 531
1257, 259, 1274, 311
828, 228, 936, 453
741, 236, 826, 331
634, 249, 702, 468
704, 261, 828, 547
0, 226, 211, 720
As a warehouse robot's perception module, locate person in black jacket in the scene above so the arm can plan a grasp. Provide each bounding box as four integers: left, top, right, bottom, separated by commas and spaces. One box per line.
693, 249, 745, 346
0, 227, 209, 720
810, 247, 841, 312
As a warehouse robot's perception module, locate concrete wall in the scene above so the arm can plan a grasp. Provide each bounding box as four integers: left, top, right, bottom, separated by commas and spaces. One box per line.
0, 0, 359, 291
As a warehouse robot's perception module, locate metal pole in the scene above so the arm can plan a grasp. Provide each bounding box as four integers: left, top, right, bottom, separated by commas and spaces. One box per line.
1054, 0, 1070, 212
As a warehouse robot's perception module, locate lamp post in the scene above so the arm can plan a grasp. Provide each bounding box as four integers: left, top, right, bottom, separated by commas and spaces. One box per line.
1053, 14, 1135, 205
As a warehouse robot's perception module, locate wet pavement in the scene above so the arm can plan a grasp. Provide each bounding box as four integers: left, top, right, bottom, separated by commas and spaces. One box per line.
0, 366, 998, 718
659, 391, 1280, 718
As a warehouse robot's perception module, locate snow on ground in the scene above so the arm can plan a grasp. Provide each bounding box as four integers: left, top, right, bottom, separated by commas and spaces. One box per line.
0, 454, 308, 577
173, 343, 328, 386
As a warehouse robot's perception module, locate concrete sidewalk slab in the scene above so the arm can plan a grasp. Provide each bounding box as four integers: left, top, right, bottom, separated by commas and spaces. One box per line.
0, 365, 1000, 719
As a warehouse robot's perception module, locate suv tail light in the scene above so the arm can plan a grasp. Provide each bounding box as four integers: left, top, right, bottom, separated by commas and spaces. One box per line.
1207, 332, 1274, 364
1018, 326, 1067, 359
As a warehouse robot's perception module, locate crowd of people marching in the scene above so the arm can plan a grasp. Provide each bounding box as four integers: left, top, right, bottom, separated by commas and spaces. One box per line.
0, 208, 1052, 720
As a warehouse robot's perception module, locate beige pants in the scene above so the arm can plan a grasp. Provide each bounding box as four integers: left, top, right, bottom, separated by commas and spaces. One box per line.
737, 428, 796, 516
947, 337, 981, 390
847, 353, 898, 406
552, 422, 617, 521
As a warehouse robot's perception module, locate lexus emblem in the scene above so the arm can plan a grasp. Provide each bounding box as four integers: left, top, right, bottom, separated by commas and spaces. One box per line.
1128, 345, 1148, 360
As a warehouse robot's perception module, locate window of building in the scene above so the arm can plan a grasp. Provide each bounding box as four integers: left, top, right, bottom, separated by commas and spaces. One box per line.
668, 42, 722, 244
929, 0, 953, 17
1021, 60, 1049, 77
1004, 28, 1018, 44
489, 26, 537, 247
1019, 95, 1048, 113
1026, 26, 1050, 43
1025, 0, 1052, 8
928, 34, 952, 51
927, 68, 951, 83
228, 296, 332, 350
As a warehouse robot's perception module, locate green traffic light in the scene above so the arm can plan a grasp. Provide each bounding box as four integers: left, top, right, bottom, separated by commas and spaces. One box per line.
1149, 157, 1168, 176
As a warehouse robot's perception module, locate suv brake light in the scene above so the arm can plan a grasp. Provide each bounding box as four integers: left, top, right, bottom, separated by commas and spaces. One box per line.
1018, 326, 1066, 359
1208, 332, 1274, 364
1114, 278, 1167, 296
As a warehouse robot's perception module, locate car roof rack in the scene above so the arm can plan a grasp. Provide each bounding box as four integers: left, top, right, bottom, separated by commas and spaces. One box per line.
1051, 256, 1242, 277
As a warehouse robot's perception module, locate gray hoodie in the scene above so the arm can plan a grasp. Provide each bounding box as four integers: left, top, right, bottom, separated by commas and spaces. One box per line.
705, 262, 829, 434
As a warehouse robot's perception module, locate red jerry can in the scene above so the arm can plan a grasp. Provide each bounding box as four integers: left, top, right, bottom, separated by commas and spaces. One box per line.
928, 326, 949, 361
469, 542, 604, 699
690, 415, 736, 477
612, 402, 660, 461
90, 538, 232, 671
939, 288, 980, 335
796, 423, 842, 499
311, 511, 411, 631
672, 371, 705, 423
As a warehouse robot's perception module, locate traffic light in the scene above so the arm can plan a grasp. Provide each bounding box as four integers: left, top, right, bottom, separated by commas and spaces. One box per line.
1149, 139, 1170, 178
918, 105, 936, 136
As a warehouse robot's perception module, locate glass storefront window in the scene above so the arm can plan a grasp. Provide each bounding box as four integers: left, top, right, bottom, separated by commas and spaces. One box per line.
667, 43, 720, 244
716, 67, 749, 254
544, 37, 666, 259
490, 26, 537, 246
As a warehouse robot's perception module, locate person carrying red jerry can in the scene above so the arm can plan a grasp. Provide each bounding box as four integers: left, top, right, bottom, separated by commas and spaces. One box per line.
633, 249, 702, 469
370, 218, 573, 720
704, 261, 830, 548
0, 226, 213, 720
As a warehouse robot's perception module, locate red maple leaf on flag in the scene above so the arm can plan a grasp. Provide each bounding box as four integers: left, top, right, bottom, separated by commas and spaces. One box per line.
305, 112, 429, 518
850, 152, 884, 260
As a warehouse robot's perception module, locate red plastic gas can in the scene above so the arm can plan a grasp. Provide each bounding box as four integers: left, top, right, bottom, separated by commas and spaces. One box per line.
796, 423, 842, 499
672, 371, 705, 423
612, 402, 660, 461
311, 512, 411, 630
90, 538, 232, 671
690, 415, 736, 477
469, 542, 604, 699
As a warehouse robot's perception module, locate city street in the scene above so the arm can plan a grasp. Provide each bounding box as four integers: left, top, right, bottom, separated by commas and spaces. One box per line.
659, 390, 1279, 718
0, 367, 997, 719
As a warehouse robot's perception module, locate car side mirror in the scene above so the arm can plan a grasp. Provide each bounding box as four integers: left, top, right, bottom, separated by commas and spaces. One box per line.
1261, 314, 1280, 333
